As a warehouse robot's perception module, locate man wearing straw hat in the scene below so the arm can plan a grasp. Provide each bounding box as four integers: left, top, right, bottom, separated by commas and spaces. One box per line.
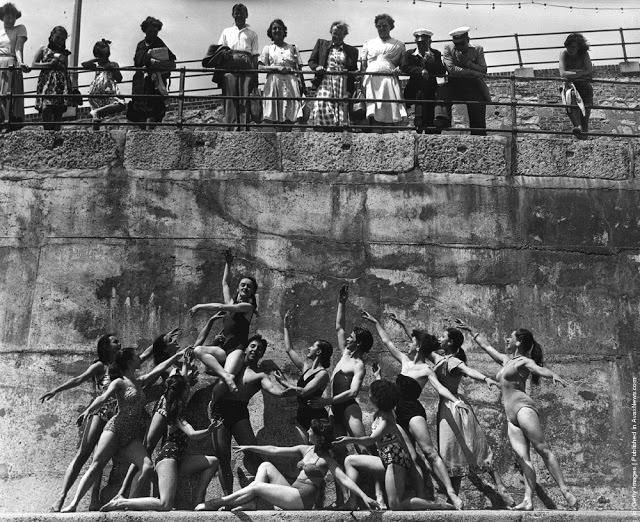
434, 27, 489, 136
401, 28, 446, 133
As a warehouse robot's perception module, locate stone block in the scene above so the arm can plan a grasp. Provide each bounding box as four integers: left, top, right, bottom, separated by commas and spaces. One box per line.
619, 60, 640, 73
279, 132, 415, 173
513, 66, 535, 77
0, 130, 120, 170
516, 138, 631, 179
417, 135, 508, 175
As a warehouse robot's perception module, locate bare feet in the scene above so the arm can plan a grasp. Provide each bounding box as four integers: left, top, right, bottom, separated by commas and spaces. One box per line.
566, 493, 579, 510
100, 494, 124, 512
510, 499, 533, 511
449, 492, 463, 510
496, 486, 516, 507
50, 497, 65, 512
232, 501, 256, 511
222, 372, 238, 393
195, 498, 223, 511
60, 504, 77, 513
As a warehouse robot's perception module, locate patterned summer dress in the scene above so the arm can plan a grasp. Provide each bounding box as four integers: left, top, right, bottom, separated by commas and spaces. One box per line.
312, 46, 349, 127
35, 47, 73, 111
259, 42, 303, 123
88, 63, 123, 110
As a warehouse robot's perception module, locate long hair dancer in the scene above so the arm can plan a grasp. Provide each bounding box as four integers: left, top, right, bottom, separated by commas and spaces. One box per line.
455, 320, 578, 511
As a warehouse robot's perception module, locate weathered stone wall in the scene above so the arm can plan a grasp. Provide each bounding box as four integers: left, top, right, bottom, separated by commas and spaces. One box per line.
0, 130, 637, 512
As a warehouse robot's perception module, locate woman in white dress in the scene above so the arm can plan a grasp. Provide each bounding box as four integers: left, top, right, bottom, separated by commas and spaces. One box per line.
361, 14, 407, 129
259, 19, 304, 129
0, 2, 28, 131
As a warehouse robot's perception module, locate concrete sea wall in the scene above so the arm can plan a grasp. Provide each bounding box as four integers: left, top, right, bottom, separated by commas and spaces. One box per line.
0, 130, 637, 512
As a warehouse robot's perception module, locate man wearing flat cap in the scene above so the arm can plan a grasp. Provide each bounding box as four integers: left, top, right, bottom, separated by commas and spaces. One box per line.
401, 28, 446, 133
435, 27, 490, 135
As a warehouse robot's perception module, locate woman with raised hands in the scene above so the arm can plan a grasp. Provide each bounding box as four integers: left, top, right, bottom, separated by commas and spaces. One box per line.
195, 418, 379, 511
40, 334, 121, 512
361, 310, 464, 509
60, 346, 188, 512
455, 320, 578, 511
277, 309, 332, 444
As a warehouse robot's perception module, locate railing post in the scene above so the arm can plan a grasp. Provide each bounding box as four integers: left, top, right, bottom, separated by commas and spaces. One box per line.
177, 67, 186, 129
7, 65, 14, 129
619, 28, 628, 62
514, 33, 523, 68
509, 74, 517, 176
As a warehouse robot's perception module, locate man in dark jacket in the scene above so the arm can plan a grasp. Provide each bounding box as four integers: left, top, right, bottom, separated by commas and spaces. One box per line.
400, 28, 446, 133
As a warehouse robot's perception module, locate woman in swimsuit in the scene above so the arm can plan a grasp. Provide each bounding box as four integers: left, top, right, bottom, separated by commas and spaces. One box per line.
195, 418, 379, 511
335, 379, 454, 510
278, 309, 333, 443
61, 347, 187, 512
456, 321, 578, 511
361, 311, 464, 509
191, 249, 257, 414
40, 334, 121, 512
101, 367, 219, 511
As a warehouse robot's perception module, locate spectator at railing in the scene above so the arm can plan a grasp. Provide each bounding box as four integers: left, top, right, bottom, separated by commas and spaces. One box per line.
400, 28, 446, 134
127, 16, 176, 130
0, 2, 28, 132
360, 14, 407, 132
435, 27, 489, 136
33, 26, 75, 131
218, 3, 259, 130
308, 21, 359, 131
81, 39, 125, 128
559, 33, 593, 139
258, 19, 304, 131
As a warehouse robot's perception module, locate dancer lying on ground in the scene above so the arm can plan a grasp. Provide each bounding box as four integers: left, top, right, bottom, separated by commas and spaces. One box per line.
361, 311, 464, 509
335, 379, 455, 511
455, 320, 578, 511
277, 309, 332, 444
195, 418, 379, 511
101, 368, 219, 511
40, 334, 121, 512
61, 347, 187, 512
191, 249, 257, 415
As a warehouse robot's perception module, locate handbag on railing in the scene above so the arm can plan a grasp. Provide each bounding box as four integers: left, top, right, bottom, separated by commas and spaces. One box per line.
249, 88, 263, 123
350, 82, 366, 120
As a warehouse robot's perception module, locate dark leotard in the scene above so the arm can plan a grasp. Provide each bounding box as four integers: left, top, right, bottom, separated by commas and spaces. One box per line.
395, 374, 426, 431
296, 369, 329, 430
291, 447, 326, 509
496, 356, 539, 427
217, 310, 251, 353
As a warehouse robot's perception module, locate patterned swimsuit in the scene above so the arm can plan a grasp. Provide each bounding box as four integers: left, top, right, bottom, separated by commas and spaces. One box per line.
104, 378, 146, 447
92, 366, 117, 422
372, 416, 411, 469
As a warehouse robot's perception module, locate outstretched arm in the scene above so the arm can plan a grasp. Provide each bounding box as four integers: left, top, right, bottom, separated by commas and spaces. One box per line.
425, 370, 469, 408
523, 359, 569, 386
138, 350, 185, 387
283, 310, 304, 371
455, 319, 508, 365
177, 418, 217, 440
233, 444, 307, 458
76, 378, 122, 425
222, 249, 234, 304
336, 285, 348, 351
261, 374, 298, 398
40, 361, 104, 402
190, 301, 254, 316
334, 415, 386, 446
361, 311, 408, 364
388, 313, 412, 341
456, 362, 499, 387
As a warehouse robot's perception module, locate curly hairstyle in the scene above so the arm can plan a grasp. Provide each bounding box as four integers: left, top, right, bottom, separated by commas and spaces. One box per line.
140, 16, 162, 33
446, 327, 467, 363
310, 418, 334, 452
96, 334, 116, 364
411, 329, 441, 357
93, 38, 111, 59
267, 19, 287, 40
315, 340, 333, 368
515, 328, 543, 385
0, 2, 21, 20
374, 13, 395, 30
247, 333, 268, 353
369, 379, 399, 411
564, 33, 589, 54
330, 21, 349, 36
353, 326, 374, 353
235, 275, 259, 313
162, 373, 189, 423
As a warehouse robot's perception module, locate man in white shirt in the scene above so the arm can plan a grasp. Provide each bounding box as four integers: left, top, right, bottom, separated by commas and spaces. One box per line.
217, 4, 259, 129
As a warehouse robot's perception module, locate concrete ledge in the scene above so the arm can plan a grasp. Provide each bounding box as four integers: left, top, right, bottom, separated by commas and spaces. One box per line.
417, 135, 508, 175
0, 130, 121, 170
0, 511, 636, 521
516, 138, 631, 179
279, 133, 415, 173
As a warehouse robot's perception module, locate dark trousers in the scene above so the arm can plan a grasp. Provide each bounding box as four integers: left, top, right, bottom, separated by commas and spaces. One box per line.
413, 89, 439, 133
435, 78, 487, 136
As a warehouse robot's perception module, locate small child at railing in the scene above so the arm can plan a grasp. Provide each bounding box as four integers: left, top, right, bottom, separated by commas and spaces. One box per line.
81, 39, 125, 128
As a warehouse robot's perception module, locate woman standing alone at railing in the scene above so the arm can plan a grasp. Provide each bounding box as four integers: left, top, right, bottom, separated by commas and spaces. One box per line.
0, 2, 28, 132
559, 33, 593, 139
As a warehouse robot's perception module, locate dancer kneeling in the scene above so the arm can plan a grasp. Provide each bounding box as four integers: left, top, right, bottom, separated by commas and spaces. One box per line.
335, 379, 455, 511
195, 419, 379, 511
101, 371, 219, 511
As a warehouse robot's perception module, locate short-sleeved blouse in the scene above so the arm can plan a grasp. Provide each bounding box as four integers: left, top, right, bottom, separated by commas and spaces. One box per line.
259, 43, 303, 70
361, 37, 405, 72
0, 24, 27, 57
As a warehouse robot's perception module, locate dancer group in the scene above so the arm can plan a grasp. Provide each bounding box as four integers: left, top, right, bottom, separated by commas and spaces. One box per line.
40, 249, 578, 513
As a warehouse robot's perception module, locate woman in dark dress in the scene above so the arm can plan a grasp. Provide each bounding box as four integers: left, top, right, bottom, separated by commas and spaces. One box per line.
559, 33, 593, 138
127, 16, 176, 129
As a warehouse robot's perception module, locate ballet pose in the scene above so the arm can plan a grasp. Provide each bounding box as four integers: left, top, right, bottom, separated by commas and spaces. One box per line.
456, 320, 578, 511
61, 347, 187, 512
361, 311, 464, 509
195, 419, 379, 511
40, 334, 121, 512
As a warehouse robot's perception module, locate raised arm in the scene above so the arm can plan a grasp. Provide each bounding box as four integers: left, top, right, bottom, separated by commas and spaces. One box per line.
388, 313, 412, 341
455, 319, 508, 365
523, 359, 569, 386
234, 444, 306, 458
336, 285, 348, 351
222, 249, 234, 304
40, 361, 104, 402
327, 457, 379, 510
361, 311, 408, 364
138, 350, 185, 387
283, 310, 304, 371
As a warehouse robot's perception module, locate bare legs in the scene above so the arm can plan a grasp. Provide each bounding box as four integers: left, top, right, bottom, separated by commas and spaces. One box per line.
193, 345, 238, 393
212, 418, 260, 495
101, 455, 218, 512
508, 408, 577, 511
51, 414, 106, 512
407, 416, 463, 509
